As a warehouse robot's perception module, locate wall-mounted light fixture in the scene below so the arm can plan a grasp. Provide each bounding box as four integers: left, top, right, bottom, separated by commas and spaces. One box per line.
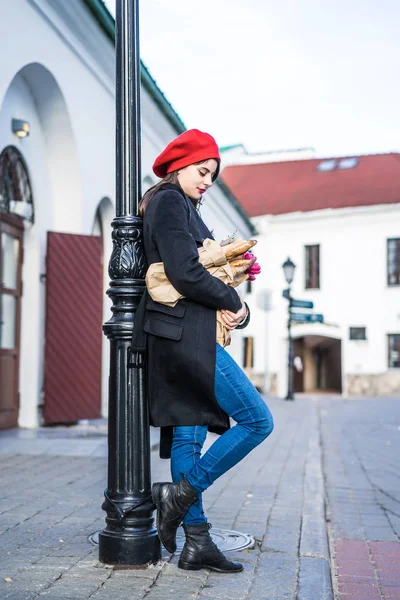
11, 118, 30, 138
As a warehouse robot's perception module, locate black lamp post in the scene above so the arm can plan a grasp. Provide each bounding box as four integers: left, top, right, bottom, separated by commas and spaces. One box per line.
98, 0, 161, 566
282, 257, 296, 401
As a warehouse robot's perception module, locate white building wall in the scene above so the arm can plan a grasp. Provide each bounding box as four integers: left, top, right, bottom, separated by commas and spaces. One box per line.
0, 0, 253, 426
248, 203, 400, 397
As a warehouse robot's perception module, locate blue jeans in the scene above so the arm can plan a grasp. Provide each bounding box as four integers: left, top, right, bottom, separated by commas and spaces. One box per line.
170, 343, 274, 525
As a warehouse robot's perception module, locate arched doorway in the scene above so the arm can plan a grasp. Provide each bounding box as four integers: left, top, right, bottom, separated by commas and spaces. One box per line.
293, 335, 342, 394
0, 146, 34, 427
0, 62, 83, 427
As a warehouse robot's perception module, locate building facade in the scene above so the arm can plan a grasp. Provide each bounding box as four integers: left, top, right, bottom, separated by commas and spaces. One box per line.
0, 0, 254, 429
223, 153, 400, 397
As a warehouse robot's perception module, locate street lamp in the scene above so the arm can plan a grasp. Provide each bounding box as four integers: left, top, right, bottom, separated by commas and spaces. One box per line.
11, 118, 30, 138
282, 257, 296, 401
282, 257, 296, 285
98, 0, 161, 566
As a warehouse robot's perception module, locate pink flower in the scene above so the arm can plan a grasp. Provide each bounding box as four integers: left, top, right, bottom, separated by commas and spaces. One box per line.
248, 263, 261, 274
242, 252, 261, 280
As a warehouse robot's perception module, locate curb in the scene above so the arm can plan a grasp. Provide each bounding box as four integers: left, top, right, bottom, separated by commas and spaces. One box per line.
298, 400, 333, 600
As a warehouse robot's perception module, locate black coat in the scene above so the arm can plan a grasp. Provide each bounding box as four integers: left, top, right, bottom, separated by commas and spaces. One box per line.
134, 184, 249, 457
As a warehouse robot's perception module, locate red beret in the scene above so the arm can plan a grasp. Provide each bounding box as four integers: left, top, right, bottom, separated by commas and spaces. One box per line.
152, 129, 220, 179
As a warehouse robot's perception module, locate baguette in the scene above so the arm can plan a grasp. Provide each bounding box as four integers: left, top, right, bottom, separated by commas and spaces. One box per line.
222, 239, 257, 261
230, 256, 257, 275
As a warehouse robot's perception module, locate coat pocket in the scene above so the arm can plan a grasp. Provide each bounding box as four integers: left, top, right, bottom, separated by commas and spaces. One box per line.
146, 297, 187, 318
144, 314, 183, 341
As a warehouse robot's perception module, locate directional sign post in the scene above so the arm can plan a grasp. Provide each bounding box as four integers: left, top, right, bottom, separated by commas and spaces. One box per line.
291, 299, 314, 309
291, 312, 324, 324
282, 285, 324, 401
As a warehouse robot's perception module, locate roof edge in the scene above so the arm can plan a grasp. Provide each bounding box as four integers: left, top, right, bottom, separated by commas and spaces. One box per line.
215, 179, 257, 236
222, 151, 400, 170
83, 0, 186, 134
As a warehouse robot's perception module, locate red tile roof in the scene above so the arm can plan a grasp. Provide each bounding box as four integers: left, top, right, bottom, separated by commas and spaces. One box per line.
221, 153, 400, 217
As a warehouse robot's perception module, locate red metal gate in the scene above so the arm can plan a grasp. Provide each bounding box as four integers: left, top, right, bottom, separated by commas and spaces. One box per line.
43, 232, 103, 424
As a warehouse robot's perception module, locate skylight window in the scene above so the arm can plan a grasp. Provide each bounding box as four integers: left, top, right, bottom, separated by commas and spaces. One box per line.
317, 160, 337, 172
338, 157, 359, 170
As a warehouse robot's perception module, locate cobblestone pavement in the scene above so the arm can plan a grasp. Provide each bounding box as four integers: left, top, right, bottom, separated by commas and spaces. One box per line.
320, 398, 400, 599
0, 395, 397, 599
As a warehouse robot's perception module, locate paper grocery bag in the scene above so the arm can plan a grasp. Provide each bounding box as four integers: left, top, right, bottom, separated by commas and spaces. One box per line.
146, 238, 235, 307
145, 238, 248, 347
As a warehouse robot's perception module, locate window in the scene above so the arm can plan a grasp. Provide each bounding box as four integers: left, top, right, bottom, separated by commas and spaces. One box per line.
243, 337, 254, 369
317, 160, 336, 172
338, 158, 359, 170
0, 146, 34, 222
388, 334, 400, 368
246, 279, 252, 294
387, 238, 400, 286
349, 327, 366, 340
305, 245, 320, 289
317, 157, 359, 172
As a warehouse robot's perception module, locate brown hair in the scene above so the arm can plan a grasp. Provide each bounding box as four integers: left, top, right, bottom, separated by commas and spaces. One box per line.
139, 159, 220, 217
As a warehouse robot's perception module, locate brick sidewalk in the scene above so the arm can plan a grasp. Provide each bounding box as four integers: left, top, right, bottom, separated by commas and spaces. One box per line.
0, 396, 333, 600
334, 540, 400, 599
320, 398, 400, 600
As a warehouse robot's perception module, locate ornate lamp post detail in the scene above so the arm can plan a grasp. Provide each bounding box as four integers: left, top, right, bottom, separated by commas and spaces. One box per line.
282, 257, 296, 401
98, 0, 161, 566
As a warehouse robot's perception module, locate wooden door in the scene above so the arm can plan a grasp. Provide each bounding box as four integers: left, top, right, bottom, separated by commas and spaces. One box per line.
293, 338, 304, 393
0, 214, 24, 428
43, 232, 103, 424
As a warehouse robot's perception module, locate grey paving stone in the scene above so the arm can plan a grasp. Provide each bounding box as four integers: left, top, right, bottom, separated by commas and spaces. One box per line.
2, 592, 37, 600
363, 526, 398, 541
300, 514, 329, 558
0, 397, 342, 600
0, 577, 53, 598
91, 576, 150, 599
261, 538, 299, 555
142, 575, 201, 599
37, 576, 103, 598
298, 557, 333, 600
249, 574, 297, 600
161, 562, 209, 580
198, 579, 250, 600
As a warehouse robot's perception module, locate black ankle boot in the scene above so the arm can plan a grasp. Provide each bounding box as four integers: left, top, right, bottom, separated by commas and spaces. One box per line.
178, 523, 243, 573
152, 478, 197, 554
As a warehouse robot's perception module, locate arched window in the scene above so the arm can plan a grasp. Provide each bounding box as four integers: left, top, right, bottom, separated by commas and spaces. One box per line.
0, 146, 34, 223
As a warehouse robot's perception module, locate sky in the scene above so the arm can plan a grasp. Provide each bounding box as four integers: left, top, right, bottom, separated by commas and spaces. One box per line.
104, 0, 400, 158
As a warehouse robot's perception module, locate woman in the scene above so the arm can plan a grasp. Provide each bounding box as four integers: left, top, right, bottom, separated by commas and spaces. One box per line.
136, 129, 274, 573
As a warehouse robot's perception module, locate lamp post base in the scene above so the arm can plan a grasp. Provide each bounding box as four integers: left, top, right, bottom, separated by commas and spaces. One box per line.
99, 527, 161, 566
285, 394, 295, 401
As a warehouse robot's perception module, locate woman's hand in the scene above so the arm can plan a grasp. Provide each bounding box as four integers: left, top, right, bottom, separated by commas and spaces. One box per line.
220, 296, 247, 330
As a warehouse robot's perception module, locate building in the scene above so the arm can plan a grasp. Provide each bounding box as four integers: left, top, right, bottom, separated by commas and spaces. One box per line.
222, 153, 400, 397
0, 0, 254, 429
220, 144, 315, 167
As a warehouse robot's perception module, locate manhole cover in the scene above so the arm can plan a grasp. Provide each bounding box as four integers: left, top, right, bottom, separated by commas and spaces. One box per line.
89, 527, 254, 553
